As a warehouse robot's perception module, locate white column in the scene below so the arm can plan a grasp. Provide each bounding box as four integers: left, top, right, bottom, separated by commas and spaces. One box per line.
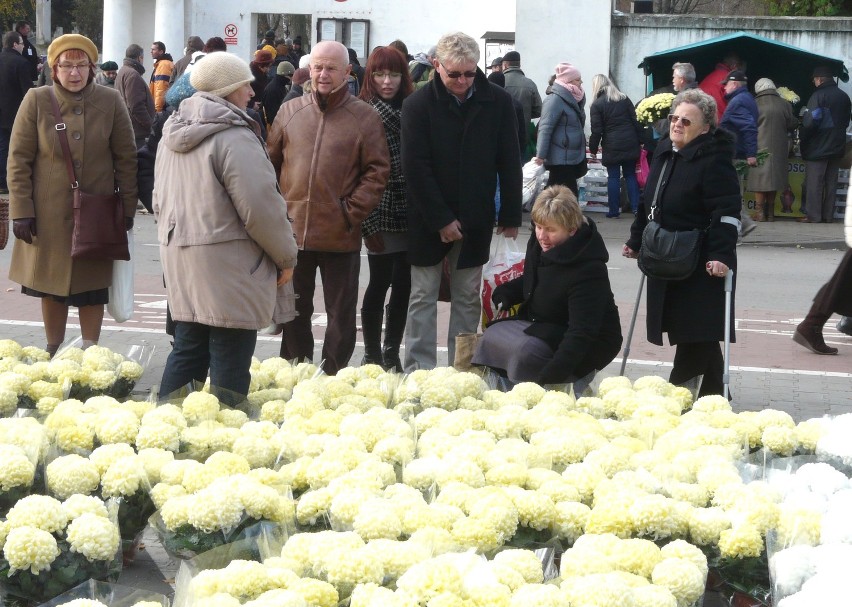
102, 0, 134, 63
154, 0, 185, 61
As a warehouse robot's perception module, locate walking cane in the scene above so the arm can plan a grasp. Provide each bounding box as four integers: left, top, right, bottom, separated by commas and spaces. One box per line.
723, 270, 735, 400
620, 273, 646, 376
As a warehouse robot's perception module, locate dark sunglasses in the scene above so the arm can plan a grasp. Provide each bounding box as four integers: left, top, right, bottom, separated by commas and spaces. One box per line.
667, 114, 693, 127
441, 63, 477, 80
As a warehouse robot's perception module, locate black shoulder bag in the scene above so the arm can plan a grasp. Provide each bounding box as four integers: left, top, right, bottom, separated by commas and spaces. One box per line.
637, 158, 706, 281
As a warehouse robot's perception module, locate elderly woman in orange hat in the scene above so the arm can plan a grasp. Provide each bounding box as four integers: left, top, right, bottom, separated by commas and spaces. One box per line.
8, 34, 137, 356
249, 48, 275, 107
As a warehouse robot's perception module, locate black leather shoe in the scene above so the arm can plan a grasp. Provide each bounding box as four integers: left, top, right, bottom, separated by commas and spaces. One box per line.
838, 317, 852, 337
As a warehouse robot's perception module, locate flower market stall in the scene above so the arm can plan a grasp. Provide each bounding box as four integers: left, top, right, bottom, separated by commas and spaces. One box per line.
1, 338, 851, 607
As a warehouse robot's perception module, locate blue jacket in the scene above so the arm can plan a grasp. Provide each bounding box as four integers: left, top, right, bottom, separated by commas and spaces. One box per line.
800, 79, 852, 161
719, 86, 758, 159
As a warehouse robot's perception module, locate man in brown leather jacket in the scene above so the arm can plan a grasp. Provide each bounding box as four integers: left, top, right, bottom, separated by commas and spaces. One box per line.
268, 40, 390, 375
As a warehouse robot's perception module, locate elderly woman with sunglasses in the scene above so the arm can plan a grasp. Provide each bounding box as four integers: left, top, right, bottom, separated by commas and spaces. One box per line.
622, 88, 742, 398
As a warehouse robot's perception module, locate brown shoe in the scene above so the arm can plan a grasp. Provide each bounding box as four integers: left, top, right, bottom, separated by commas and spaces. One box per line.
793, 326, 838, 355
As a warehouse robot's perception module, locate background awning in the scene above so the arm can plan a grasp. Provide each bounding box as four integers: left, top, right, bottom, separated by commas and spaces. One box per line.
638, 31, 848, 101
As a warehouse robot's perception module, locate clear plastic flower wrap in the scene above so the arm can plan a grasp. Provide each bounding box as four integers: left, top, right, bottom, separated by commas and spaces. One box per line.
149, 472, 295, 560
0, 497, 121, 606
172, 536, 286, 607
35, 579, 169, 607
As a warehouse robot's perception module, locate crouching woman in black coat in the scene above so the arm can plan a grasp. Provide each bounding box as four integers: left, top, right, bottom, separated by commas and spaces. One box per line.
472, 185, 622, 386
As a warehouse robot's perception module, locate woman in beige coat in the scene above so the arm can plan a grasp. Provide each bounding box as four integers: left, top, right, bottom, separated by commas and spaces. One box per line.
154, 51, 297, 405
8, 34, 137, 355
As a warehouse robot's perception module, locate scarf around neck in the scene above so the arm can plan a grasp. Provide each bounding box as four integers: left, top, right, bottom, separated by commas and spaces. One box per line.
555, 79, 584, 102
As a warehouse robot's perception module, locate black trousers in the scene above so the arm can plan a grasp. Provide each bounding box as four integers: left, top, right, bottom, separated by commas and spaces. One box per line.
362, 252, 411, 314
669, 341, 726, 398
546, 163, 584, 197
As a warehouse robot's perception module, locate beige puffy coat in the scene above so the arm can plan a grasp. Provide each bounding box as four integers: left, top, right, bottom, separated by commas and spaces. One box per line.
8, 83, 137, 296
154, 93, 298, 329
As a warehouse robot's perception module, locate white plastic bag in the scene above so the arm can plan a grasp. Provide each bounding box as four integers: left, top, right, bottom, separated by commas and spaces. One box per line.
107, 230, 134, 322
481, 236, 525, 326
521, 159, 546, 210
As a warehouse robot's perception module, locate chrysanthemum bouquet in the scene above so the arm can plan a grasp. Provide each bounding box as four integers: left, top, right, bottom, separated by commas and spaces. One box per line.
0, 495, 121, 606
776, 87, 800, 105
635, 93, 676, 126
52, 342, 151, 401
36, 578, 168, 607
150, 469, 295, 559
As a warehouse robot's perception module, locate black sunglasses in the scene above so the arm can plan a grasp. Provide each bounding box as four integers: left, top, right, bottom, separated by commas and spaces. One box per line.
441, 63, 477, 80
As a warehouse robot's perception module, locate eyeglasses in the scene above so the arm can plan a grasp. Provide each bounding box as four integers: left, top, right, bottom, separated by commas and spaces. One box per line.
372, 71, 402, 80
668, 114, 693, 127
440, 63, 477, 80
57, 63, 91, 73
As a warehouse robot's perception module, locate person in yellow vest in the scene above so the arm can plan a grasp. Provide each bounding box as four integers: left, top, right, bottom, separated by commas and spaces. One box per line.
149, 41, 173, 112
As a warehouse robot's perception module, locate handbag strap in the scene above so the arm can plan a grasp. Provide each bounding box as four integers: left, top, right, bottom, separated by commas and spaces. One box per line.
47, 87, 79, 190
647, 158, 670, 222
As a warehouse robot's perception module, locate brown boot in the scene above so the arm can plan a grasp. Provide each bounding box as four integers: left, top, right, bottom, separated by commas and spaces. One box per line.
765, 192, 775, 222
752, 198, 765, 222
793, 311, 838, 355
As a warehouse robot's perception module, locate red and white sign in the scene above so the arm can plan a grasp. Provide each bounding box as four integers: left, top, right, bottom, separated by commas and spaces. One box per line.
224, 23, 238, 45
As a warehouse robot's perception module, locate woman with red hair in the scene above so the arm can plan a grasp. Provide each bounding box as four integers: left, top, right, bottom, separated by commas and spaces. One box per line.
358, 46, 414, 371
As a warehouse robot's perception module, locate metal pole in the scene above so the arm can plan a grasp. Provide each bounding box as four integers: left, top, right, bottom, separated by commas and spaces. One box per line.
620, 273, 646, 376
723, 270, 734, 399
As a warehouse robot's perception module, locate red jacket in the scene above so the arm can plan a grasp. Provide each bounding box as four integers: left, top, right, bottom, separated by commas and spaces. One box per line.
698, 63, 731, 122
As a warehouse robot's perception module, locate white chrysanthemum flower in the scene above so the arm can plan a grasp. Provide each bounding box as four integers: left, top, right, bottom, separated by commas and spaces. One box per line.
288, 578, 339, 607
187, 488, 245, 533
6, 494, 68, 532
396, 556, 465, 605
89, 442, 136, 475
718, 524, 764, 559
181, 392, 221, 424
102, 455, 146, 497
46, 453, 101, 499
353, 499, 403, 541
0, 443, 35, 491
135, 422, 181, 451
66, 511, 120, 562
493, 548, 544, 584
651, 558, 705, 607
62, 494, 109, 519
3, 525, 60, 574
0, 339, 24, 359
141, 403, 188, 429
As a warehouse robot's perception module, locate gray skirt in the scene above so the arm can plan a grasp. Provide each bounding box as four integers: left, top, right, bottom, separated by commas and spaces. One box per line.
471, 320, 554, 383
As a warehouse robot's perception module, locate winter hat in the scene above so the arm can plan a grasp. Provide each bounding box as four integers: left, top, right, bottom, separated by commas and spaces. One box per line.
48, 34, 99, 67
812, 66, 834, 79
264, 30, 276, 40
294, 36, 302, 46
299, 54, 311, 69
502, 50, 520, 63
754, 78, 776, 94
277, 61, 295, 77
261, 44, 277, 59
190, 52, 254, 98
291, 67, 310, 86
253, 49, 274, 67
554, 62, 581, 84
99, 60, 119, 71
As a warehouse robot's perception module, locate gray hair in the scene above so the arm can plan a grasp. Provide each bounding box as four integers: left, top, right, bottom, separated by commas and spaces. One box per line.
125, 43, 144, 60
672, 88, 718, 130
435, 32, 479, 66
672, 62, 696, 83
754, 78, 776, 93
591, 74, 626, 103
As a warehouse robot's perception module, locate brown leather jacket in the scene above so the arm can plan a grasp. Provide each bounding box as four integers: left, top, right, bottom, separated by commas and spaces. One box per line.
268, 86, 390, 252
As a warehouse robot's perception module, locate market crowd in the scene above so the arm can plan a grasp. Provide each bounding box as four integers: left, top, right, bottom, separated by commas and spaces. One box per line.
2, 27, 851, 405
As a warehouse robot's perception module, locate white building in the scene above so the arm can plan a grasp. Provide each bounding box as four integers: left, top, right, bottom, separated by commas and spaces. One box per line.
102, 0, 610, 101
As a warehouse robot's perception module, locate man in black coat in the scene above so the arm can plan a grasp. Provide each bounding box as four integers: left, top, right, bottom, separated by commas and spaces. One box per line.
799, 66, 852, 224
261, 60, 293, 125
0, 31, 34, 194
401, 31, 522, 371
14, 21, 41, 82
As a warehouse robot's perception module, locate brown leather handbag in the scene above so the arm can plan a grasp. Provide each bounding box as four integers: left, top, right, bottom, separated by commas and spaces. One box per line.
48, 88, 129, 261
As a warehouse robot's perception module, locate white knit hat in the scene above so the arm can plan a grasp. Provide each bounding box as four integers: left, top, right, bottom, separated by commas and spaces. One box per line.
190, 52, 254, 98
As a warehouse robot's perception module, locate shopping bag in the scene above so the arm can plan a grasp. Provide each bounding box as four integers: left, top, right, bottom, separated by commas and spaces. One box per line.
521, 159, 546, 211
107, 230, 134, 322
481, 236, 525, 326
635, 148, 650, 189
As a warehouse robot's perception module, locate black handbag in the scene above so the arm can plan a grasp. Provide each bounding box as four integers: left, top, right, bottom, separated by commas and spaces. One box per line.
637, 158, 706, 281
